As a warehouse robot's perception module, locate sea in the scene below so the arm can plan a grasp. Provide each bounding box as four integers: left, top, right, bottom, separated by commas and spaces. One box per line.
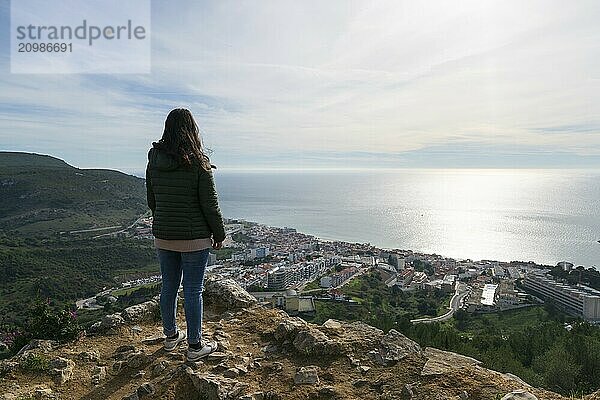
215, 169, 600, 270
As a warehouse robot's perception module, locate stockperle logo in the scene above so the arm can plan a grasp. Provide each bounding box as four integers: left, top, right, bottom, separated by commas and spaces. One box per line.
11, 0, 151, 74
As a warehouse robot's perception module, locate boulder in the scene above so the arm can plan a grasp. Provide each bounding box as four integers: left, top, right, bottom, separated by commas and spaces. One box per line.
274, 318, 307, 341
501, 390, 538, 400
185, 369, 248, 400
294, 366, 320, 385
370, 329, 421, 366
292, 328, 340, 356
203, 277, 257, 310
136, 382, 155, 397
421, 348, 481, 376
49, 357, 75, 385
122, 298, 159, 322
89, 313, 125, 333
78, 350, 100, 363
91, 366, 106, 385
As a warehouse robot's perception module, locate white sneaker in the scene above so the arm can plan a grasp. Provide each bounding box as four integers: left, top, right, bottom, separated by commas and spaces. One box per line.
164, 331, 186, 352
187, 340, 218, 362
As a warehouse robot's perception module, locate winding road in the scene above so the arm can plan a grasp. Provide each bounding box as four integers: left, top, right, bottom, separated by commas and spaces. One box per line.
411, 283, 470, 324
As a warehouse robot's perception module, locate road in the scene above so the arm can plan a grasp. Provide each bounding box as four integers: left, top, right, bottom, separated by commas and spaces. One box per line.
411, 283, 470, 324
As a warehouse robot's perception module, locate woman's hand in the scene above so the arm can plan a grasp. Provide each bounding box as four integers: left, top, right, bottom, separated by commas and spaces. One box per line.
212, 239, 223, 250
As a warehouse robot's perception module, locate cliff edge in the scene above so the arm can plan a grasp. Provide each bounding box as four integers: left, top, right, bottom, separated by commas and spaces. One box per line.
1, 278, 597, 400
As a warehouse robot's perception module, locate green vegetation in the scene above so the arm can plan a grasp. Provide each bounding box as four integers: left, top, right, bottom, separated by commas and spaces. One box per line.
301, 270, 600, 396
549, 266, 600, 291
19, 353, 50, 373
407, 308, 600, 396
304, 271, 451, 331
0, 233, 157, 326
1, 300, 81, 358
231, 232, 250, 243
0, 152, 146, 235
213, 247, 235, 260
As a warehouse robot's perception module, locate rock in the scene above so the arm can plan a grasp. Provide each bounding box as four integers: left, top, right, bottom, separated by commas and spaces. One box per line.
239, 393, 264, 400
131, 370, 146, 379
91, 366, 106, 385
131, 325, 143, 334
207, 352, 229, 361
126, 352, 149, 369
78, 350, 100, 363
261, 343, 278, 354
353, 380, 369, 388
49, 357, 75, 385
33, 387, 53, 399
136, 382, 155, 397
203, 276, 257, 310
167, 352, 185, 362
370, 329, 421, 366
294, 366, 320, 385
152, 360, 169, 376
123, 393, 140, 400
185, 369, 245, 400
318, 386, 336, 397
358, 365, 370, 374
501, 390, 538, 400
142, 336, 164, 345
112, 361, 125, 374
401, 383, 414, 399
223, 367, 239, 378
265, 361, 283, 372
585, 390, 600, 400
15, 339, 58, 356
500, 372, 533, 388
322, 319, 343, 330
459, 391, 469, 399
421, 348, 481, 376
274, 318, 308, 341
90, 313, 125, 333
333, 321, 384, 351
122, 299, 159, 322
0, 360, 19, 375
292, 328, 340, 356
116, 345, 137, 353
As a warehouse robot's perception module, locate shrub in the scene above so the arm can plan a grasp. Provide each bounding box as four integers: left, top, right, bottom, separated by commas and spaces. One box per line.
20, 353, 49, 373
26, 300, 81, 343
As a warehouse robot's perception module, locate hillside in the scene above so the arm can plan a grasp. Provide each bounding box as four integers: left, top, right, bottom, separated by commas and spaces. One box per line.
0, 152, 146, 235
2, 278, 593, 400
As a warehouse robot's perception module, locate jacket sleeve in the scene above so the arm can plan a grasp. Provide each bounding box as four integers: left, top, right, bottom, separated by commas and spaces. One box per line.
198, 167, 226, 242
145, 164, 156, 216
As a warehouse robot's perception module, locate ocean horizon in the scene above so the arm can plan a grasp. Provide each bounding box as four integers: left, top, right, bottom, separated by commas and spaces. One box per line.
214, 168, 600, 270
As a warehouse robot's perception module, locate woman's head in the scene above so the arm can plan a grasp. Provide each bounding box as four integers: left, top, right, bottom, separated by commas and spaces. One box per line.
154, 108, 212, 170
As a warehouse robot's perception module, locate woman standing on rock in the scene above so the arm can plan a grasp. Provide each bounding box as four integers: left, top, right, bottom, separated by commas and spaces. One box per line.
146, 108, 225, 361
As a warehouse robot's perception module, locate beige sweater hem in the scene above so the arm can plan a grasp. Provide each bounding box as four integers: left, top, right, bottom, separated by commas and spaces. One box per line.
154, 237, 213, 252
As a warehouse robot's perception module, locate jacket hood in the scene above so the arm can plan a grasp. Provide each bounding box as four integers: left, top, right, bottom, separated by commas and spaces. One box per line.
148, 147, 180, 172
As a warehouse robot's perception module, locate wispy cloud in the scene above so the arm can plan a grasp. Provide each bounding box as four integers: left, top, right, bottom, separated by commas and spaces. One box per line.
1, 0, 599, 171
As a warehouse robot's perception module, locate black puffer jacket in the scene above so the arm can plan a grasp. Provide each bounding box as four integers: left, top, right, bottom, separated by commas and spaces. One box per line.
145, 147, 226, 242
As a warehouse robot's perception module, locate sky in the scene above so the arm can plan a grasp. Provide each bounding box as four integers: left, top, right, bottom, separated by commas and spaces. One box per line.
0, 0, 599, 173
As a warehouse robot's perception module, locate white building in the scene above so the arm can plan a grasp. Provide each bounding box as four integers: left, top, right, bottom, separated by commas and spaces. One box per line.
524, 270, 600, 321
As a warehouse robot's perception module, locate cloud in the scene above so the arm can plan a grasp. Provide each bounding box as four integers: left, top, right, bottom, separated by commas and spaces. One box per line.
1, 0, 599, 170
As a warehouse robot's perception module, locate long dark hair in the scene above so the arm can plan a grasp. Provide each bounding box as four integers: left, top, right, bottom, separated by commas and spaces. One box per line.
153, 108, 214, 171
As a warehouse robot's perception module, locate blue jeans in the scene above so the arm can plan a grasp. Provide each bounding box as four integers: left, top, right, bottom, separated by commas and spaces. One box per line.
156, 248, 209, 345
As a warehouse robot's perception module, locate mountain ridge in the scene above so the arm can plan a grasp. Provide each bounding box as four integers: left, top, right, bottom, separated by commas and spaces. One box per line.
0, 151, 146, 235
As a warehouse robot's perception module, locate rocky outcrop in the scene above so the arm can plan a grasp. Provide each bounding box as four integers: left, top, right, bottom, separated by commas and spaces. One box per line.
203, 277, 257, 310
0, 278, 583, 400
48, 357, 74, 385
420, 347, 481, 376
121, 297, 160, 322
89, 298, 160, 334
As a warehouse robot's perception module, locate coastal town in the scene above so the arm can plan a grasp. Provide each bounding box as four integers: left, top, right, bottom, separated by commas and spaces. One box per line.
78, 215, 600, 324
